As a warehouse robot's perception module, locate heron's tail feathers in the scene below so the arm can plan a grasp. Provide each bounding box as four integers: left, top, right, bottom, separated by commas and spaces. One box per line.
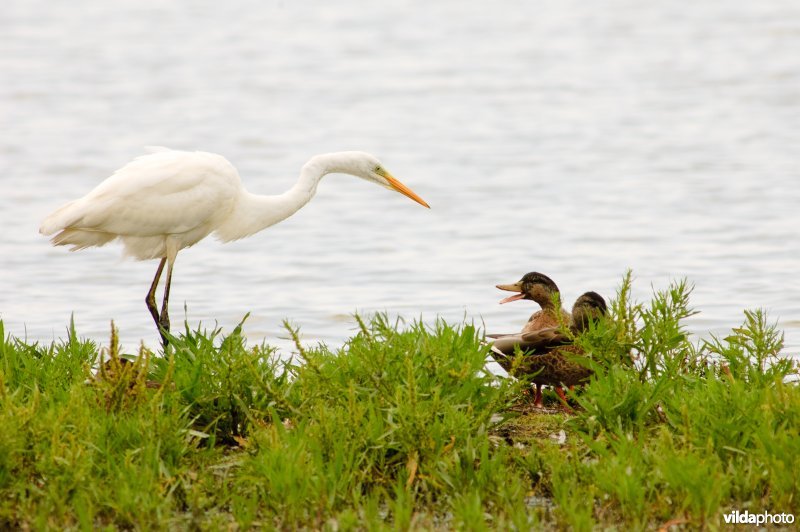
39, 200, 81, 236
48, 228, 116, 251
40, 200, 115, 250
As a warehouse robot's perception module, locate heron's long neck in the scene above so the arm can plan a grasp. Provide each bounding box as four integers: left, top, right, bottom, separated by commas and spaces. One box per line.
215, 155, 343, 242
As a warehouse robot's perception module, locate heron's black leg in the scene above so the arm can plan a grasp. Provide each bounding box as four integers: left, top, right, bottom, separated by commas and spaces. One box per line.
146, 258, 167, 333
157, 260, 174, 347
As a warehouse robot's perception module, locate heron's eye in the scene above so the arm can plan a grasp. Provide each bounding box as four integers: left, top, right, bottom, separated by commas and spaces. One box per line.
374, 165, 382, 174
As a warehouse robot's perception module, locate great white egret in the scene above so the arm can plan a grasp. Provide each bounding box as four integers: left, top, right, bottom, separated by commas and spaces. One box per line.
40, 148, 430, 346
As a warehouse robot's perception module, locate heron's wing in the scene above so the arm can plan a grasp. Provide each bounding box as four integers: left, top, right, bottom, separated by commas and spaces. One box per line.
52, 150, 240, 237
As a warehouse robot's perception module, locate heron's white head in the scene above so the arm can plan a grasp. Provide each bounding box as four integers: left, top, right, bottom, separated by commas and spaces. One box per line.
312, 151, 430, 208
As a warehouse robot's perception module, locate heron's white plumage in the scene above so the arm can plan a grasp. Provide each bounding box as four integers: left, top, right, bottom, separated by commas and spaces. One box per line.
41, 150, 242, 260
40, 148, 429, 262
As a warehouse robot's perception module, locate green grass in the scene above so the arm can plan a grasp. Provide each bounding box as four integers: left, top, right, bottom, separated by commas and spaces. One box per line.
0, 272, 798, 529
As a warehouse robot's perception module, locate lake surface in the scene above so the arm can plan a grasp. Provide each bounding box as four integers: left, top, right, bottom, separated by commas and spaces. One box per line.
1, 0, 798, 358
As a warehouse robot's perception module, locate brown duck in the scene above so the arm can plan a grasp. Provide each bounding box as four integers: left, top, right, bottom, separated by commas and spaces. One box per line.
489, 291, 607, 407
492, 272, 571, 335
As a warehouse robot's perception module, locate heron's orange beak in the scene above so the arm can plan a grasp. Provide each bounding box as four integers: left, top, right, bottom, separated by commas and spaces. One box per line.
496, 282, 526, 304
384, 173, 430, 208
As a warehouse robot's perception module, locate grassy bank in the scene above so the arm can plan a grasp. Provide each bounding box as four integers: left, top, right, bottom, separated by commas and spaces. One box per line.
1, 274, 798, 529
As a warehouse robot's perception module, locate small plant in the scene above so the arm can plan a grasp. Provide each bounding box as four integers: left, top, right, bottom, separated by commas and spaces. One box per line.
92, 321, 156, 412
703, 309, 792, 383
150, 315, 291, 445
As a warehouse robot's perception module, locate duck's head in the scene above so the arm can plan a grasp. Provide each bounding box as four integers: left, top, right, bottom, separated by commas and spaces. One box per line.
496, 272, 561, 306
571, 291, 607, 331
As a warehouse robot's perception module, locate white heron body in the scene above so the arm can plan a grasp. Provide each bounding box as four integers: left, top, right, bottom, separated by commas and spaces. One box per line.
40, 148, 429, 346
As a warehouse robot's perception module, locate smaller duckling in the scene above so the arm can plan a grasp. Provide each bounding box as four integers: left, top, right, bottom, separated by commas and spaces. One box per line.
489, 291, 607, 407
493, 272, 571, 335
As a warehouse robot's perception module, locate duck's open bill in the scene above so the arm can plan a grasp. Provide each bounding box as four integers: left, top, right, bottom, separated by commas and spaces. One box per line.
496, 282, 524, 304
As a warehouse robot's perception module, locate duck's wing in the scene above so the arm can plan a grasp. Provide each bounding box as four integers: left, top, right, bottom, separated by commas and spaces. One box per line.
488, 334, 525, 357
487, 328, 565, 356
520, 327, 572, 347
485, 332, 518, 339
486, 334, 524, 373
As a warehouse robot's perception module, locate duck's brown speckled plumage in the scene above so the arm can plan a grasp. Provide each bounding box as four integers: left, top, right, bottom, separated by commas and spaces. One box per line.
489, 291, 607, 389
494, 344, 593, 388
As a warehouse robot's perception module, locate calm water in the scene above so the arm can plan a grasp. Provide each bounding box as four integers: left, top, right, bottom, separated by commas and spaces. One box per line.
1, 0, 799, 357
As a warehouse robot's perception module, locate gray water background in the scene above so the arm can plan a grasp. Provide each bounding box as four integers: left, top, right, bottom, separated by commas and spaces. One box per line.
1, 0, 799, 357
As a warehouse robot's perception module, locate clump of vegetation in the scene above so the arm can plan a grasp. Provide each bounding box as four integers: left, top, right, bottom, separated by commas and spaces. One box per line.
0, 273, 797, 529
534, 273, 799, 529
